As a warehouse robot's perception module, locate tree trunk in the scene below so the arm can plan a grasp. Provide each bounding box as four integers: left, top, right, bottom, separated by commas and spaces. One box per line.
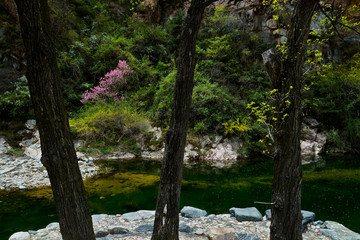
267, 1, 319, 240
15, 1, 95, 239
151, 0, 215, 239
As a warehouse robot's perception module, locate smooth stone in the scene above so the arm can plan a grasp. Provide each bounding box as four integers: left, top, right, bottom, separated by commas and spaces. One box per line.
134, 224, 153, 232
121, 210, 155, 221
108, 226, 129, 234
313, 220, 323, 226
229, 207, 262, 222
34, 229, 48, 237
181, 206, 207, 218
95, 229, 109, 237
9, 232, 31, 240
301, 210, 315, 227
320, 221, 360, 240
179, 223, 194, 233
265, 209, 315, 226
46, 222, 60, 231
28, 230, 37, 234
265, 209, 271, 220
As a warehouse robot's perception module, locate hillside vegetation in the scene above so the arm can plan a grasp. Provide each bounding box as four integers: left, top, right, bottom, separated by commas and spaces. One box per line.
0, 0, 359, 156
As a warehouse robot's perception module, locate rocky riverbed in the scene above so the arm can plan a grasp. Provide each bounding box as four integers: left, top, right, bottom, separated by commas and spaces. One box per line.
0, 118, 329, 190
8, 206, 360, 240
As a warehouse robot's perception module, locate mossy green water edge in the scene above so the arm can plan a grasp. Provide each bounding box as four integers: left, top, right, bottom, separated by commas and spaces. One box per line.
0, 156, 359, 239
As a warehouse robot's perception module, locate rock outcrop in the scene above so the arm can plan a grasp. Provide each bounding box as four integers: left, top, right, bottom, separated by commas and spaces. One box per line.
300, 118, 327, 162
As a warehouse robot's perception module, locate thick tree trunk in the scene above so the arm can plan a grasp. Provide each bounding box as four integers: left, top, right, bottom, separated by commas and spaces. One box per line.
267, 1, 319, 240
15, 1, 95, 240
151, 0, 215, 239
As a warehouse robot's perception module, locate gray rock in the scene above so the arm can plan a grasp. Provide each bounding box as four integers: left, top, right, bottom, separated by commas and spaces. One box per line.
320, 221, 360, 240
46, 222, 59, 231
229, 207, 262, 222
134, 224, 153, 232
265, 209, 271, 220
25, 120, 37, 130
121, 210, 155, 221
34, 228, 48, 238
108, 226, 129, 234
181, 206, 207, 218
28, 230, 37, 234
213, 135, 223, 147
23, 141, 41, 160
74, 140, 85, 148
95, 229, 109, 237
313, 220, 323, 226
179, 223, 194, 233
302, 123, 317, 141
266, 19, 277, 29
264, 209, 315, 224
301, 210, 315, 226
0, 136, 12, 154
236, 233, 261, 240
201, 135, 211, 149
305, 118, 319, 128
9, 232, 31, 240
92, 214, 109, 223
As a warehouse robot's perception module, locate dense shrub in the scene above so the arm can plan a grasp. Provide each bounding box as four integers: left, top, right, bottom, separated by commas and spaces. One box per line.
151, 70, 242, 132
69, 101, 150, 146
307, 53, 360, 151
0, 76, 32, 120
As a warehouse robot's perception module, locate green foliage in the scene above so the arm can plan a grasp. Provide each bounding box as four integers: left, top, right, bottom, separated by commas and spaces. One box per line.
151, 70, 242, 132
69, 101, 150, 148
307, 53, 360, 151
0, 76, 32, 120
325, 129, 345, 150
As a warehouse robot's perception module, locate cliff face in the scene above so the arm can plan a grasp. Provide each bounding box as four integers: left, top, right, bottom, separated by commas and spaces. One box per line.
203, 0, 360, 62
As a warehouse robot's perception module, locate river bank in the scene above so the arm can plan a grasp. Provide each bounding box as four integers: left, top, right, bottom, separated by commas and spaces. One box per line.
0, 118, 329, 190
1, 121, 360, 239
8, 206, 360, 240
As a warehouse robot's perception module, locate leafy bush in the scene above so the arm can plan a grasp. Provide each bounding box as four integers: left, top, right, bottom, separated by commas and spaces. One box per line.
325, 129, 346, 150
0, 76, 32, 120
307, 53, 360, 151
151, 70, 242, 132
69, 101, 150, 147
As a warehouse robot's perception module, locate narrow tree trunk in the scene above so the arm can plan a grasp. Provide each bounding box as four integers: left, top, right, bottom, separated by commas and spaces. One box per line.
151, 0, 214, 239
267, 1, 319, 240
15, 1, 95, 239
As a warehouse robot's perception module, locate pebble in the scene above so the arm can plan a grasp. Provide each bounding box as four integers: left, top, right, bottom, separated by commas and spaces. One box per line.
8, 211, 332, 240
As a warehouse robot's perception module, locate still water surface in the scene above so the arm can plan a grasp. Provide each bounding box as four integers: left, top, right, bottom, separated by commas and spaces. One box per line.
0, 156, 359, 239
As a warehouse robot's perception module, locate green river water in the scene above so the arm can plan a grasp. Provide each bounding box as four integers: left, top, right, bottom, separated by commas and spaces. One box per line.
0, 155, 359, 239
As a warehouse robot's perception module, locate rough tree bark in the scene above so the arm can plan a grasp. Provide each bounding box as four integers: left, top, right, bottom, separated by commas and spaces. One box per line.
15, 1, 95, 239
263, 1, 319, 240
151, 0, 215, 239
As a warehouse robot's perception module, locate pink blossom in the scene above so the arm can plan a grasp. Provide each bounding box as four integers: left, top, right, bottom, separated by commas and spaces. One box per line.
81, 60, 133, 103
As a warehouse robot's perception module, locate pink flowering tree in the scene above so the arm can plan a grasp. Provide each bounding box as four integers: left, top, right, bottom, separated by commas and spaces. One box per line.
81, 60, 133, 103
